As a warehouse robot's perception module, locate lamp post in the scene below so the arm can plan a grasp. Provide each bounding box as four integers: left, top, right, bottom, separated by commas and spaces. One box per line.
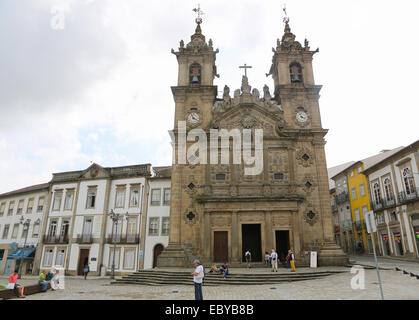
18, 216, 40, 279
109, 209, 128, 280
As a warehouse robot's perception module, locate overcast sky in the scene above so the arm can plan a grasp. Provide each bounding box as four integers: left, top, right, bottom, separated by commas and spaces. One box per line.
1, 0, 418, 193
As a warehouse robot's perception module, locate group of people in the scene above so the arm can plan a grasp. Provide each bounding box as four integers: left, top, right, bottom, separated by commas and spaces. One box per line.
264, 249, 296, 272
209, 262, 229, 279
7, 268, 59, 298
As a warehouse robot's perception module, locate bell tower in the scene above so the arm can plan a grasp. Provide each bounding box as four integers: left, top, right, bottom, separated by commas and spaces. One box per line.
158, 11, 219, 267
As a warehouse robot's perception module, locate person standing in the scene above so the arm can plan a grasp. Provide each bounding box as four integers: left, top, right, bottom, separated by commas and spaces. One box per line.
288, 249, 296, 272
245, 250, 251, 269
8, 269, 25, 298
83, 264, 90, 280
270, 249, 279, 272
264, 251, 270, 267
191, 259, 204, 300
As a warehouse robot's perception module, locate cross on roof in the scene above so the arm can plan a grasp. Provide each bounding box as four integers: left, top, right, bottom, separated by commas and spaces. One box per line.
239, 63, 252, 77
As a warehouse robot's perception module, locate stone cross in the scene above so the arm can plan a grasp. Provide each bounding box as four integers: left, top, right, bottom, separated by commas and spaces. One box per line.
239, 63, 252, 77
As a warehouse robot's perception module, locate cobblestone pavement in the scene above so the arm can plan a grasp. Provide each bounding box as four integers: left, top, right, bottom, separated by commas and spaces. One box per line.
350, 255, 419, 273
1, 266, 418, 300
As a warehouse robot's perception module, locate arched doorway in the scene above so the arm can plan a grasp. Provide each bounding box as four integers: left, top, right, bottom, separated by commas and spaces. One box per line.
153, 244, 164, 268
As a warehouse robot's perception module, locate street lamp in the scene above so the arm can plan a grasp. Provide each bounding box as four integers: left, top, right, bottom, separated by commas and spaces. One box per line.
109, 209, 128, 280
18, 216, 40, 279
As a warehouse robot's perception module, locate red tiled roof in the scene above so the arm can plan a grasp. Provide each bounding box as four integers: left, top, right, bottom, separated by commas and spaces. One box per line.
0, 183, 49, 198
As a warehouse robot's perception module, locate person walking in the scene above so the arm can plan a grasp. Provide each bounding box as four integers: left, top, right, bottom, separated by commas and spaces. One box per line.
245, 250, 251, 269
191, 259, 204, 300
264, 251, 270, 267
83, 264, 90, 280
270, 249, 279, 272
288, 249, 296, 272
8, 269, 25, 298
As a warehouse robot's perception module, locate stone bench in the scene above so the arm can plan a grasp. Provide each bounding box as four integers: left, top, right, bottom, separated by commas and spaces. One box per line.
0, 283, 51, 300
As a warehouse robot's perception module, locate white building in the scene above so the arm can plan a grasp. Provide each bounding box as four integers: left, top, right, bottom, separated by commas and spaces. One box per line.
39, 163, 151, 276
0, 183, 49, 275
143, 166, 171, 269
363, 140, 419, 258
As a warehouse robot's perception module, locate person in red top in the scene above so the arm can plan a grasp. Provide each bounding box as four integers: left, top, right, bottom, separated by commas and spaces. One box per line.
9, 269, 25, 298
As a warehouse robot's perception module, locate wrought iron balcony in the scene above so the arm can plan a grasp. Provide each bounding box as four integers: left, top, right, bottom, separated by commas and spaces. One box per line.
335, 192, 349, 204
76, 233, 93, 244
43, 235, 69, 244
105, 233, 140, 244
398, 188, 419, 204
371, 197, 397, 211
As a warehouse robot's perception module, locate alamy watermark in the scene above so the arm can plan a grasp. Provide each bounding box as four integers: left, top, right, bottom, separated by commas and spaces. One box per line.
170, 121, 264, 176
350, 265, 365, 290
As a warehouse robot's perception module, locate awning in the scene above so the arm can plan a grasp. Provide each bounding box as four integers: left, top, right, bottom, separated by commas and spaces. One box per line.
7, 249, 35, 259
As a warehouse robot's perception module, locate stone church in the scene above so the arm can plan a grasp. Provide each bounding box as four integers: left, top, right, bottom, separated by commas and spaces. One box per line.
158, 16, 347, 267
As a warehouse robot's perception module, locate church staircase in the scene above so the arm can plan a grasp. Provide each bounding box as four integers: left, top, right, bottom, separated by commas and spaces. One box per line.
111, 268, 345, 286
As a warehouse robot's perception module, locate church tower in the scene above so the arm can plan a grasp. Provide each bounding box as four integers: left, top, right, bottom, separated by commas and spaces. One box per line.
158, 11, 348, 267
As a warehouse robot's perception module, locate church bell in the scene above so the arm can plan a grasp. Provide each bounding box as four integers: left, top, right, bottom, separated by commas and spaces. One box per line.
191, 76, 199, 83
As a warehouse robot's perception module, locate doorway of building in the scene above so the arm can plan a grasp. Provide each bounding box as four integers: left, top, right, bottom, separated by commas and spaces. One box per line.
214, 231, 228, 262
275, 230, 290, 262
393, 232, 404, 256
242, 224, 262, 262
153, 244, 164, 268
77, 249, 90, 276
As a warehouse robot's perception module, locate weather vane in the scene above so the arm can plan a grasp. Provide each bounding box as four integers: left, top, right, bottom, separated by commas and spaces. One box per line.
282, 4, 289, 24
192, 4, 204, 24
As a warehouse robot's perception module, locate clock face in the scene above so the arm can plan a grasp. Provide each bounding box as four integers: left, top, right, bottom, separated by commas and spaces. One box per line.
187, 112, 200, 124
296, 111, 308, 123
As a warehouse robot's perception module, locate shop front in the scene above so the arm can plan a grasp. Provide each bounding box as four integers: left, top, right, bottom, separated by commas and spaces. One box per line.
381, 234, 391, 256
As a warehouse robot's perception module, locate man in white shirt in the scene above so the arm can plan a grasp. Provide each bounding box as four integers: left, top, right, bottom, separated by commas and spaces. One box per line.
191, 259, 204, 300
271, 249, 279, 272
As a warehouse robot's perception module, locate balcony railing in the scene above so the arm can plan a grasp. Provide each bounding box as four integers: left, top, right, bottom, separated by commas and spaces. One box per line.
76, 233, 93, 244
398, 187, 419, 204
43, 235, 69, 244
371, 197, 397, 211
335, 192, 349, 204
105, 234, 140, 244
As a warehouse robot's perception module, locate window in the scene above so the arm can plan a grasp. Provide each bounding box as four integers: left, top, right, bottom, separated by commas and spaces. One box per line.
373, 183, 382, 204
289, 62, 303, 83
32, 223, 40, 237
11, 224, 19, 239
362, 206, 368, 220
48, 221, 57, 237
115, 187, 126, 208
161, 217, 170, 236
123, 249, 135, 269
357, 166, 363, 174
2, 225, 10, 239
127, 217, 136, 236
109, 248, 120, 269
83, 218, 92, 236
37, 197, 44, 212
64, 190, 74, 211
43, 248, 53, 266
151, 189, 161, 206
21, 225, 28, 239
129, 186, 140, 207
0, 202, 5, 216
402, 168, 415, 195
189, 63, 201, 84
377, 213, 385, 224
149, 217, 159, 236
17, 200, 24, 215
351, 187, 357, 200
216, 173, 226, 180
354, 208, 360, 222
383, 178, 394, 201
55, 249, 65, 266
8, 201, 15, 215
53, 192, 62, 211
274, 173, 284, 180
389, 211, 397, 222
350, 171, 354, 178
359, 184, 366, 197
27, 198, 34, 214
60, 220, 70, 237
111, 220, 122, 242
86, 188, 96, 208
163, 188, 171, 205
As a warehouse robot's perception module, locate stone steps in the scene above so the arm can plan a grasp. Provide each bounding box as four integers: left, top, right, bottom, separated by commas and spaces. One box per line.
111, 269, 344, 286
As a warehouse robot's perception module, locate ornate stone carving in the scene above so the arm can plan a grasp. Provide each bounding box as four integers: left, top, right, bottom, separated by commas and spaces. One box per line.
296, 147, 314, 167
212, 85, 232, 113
303, 206, 319, 226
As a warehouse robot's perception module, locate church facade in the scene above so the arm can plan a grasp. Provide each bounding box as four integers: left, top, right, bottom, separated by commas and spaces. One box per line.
158, 18, 348, 267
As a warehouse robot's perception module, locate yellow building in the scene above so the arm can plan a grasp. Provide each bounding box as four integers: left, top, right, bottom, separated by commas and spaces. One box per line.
332, 148, 403, 253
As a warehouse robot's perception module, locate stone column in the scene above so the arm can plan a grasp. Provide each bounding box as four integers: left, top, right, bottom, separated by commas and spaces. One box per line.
231, 211, 239, 263
204, 211, 211, 262
264, 211, 273, 252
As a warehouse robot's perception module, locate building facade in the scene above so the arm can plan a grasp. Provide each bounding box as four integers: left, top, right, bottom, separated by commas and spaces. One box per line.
143, 167, 171, 269
159, 17, 347, 267
0, 183, 49, 275
38, 163, 151, 276
363, 140, 419, 258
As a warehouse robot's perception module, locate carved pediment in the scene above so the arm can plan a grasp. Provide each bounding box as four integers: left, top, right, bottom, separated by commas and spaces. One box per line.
80, 163, 110, 180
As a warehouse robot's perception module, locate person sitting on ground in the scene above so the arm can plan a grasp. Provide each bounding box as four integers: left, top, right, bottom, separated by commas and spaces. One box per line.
38, 271, 48, 292
8, 269, 25, 298
220, 262, 229, 279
